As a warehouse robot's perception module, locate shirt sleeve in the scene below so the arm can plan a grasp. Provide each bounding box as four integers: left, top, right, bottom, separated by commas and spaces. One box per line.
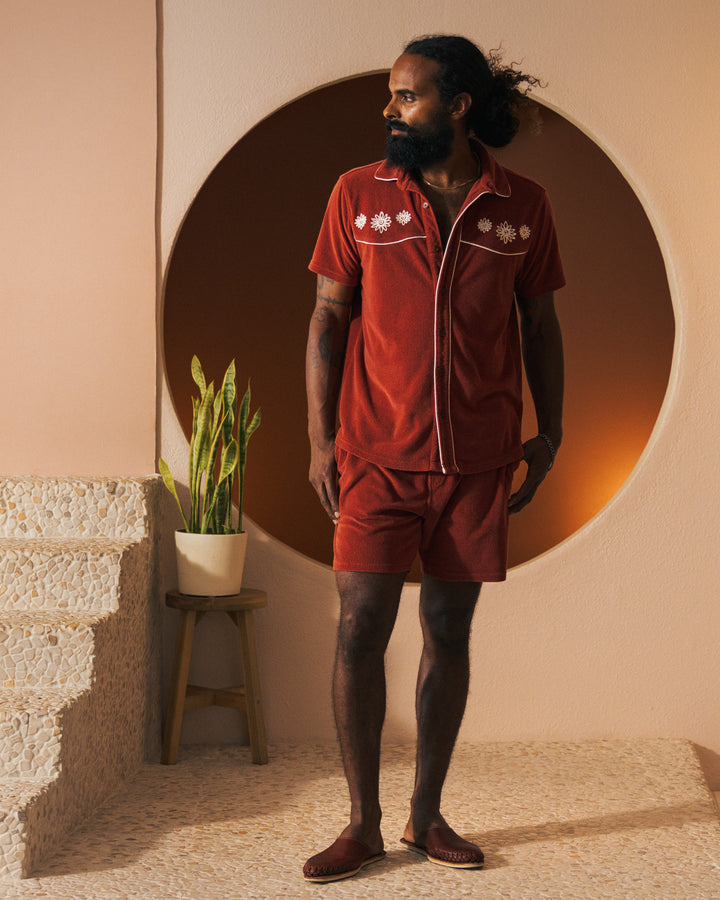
515, 189, 566, 298
308, 178, 361, 287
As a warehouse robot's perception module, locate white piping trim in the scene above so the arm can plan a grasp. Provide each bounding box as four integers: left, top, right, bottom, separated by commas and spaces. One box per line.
356, 235, 427, 246
432, 286, 444, 471
433, 190, 491, 473
460, 239, 527, 257
444, 240, 461, 468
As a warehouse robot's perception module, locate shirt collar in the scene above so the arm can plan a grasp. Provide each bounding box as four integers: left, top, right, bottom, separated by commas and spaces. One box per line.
373, 140, 511, 198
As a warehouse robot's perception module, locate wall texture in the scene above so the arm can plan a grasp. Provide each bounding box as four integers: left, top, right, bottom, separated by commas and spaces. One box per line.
0, 1, 157, 476
172, 0, 717, 788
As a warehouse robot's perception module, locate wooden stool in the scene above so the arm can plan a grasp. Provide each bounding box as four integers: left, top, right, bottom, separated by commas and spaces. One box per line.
161, 588, 268, 765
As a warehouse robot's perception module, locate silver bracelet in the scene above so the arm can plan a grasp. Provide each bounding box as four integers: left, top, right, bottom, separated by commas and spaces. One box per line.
538, 432, 557, 470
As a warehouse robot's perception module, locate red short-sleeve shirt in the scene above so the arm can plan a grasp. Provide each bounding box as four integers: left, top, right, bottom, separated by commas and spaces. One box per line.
309, 143, 565, 474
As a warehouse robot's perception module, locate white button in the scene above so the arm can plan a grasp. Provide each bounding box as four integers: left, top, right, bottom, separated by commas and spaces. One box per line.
423, 202, 429, 208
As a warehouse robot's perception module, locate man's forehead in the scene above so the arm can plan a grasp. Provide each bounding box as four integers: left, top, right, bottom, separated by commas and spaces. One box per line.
388, 53, 441, 92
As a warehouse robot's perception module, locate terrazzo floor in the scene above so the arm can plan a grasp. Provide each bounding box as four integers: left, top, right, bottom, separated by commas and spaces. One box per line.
4, 740, 720, 899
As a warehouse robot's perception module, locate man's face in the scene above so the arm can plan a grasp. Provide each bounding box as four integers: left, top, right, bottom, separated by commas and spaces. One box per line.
384, 53, 455, 170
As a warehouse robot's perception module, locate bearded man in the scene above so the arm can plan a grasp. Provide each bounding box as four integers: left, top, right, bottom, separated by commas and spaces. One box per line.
303, 34, 565, 883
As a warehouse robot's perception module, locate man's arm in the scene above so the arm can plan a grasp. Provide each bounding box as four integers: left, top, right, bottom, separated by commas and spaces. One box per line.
306, 274, 354, 523
508, 291, 564, 514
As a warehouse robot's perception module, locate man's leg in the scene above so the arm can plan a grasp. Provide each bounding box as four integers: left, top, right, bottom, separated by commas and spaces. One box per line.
304, 570, 405, 880
334, 571, 405, 843
402, 573, 485, 865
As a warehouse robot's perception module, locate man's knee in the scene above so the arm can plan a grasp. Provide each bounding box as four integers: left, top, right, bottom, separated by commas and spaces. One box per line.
335, 572, 404, 663
336, 603, 386, 663
420, 578, 481, 653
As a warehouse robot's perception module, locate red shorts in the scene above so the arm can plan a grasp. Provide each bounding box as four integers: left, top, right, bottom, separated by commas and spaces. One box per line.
334, 448, 517, 582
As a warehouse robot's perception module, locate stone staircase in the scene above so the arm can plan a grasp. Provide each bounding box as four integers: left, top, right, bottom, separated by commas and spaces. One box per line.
0, 477, 160, 878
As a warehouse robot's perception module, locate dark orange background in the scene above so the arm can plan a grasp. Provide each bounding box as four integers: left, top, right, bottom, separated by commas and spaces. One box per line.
162, 73, 674, 575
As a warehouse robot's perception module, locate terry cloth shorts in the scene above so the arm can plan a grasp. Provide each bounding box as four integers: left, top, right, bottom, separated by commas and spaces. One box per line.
333, 447, 518, 582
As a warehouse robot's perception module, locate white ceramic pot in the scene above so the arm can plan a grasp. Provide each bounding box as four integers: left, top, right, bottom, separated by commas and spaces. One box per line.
174, 531, 248, 596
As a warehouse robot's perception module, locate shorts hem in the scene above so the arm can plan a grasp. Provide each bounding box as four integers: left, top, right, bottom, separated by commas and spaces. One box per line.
333, 561, 507, 582
333, 560, 411, 575
422, 566, 507, 583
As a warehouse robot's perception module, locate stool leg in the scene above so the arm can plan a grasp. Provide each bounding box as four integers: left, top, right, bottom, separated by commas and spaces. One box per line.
161, 609, 196, 765
232, 609, 268, 764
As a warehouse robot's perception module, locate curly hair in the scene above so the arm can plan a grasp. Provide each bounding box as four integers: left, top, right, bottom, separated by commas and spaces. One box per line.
403, 35, 542, 147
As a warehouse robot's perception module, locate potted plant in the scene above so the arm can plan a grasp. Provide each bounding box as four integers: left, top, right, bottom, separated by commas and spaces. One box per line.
159, 355, 261, 596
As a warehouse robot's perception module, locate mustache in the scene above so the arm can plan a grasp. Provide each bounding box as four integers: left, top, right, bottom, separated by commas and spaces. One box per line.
385, 120, 410, 133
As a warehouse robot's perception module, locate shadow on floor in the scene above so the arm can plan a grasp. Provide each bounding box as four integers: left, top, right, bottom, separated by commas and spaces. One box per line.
36, 743, 342, 878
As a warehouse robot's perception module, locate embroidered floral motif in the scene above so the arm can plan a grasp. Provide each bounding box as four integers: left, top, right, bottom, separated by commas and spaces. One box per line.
396, 210, 412, 226
519, 225, 531, 240
371, 211, 392, 233
477, 218, 492, 233
496, 221, 516, 244
354, 214, 367, 230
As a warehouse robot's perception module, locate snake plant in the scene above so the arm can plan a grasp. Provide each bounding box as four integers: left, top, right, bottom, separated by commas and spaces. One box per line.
159, 356, 261, 534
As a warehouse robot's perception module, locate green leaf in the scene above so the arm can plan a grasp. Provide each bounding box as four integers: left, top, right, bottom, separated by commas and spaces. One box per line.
158, 457, 189, 532
191, 355, 206, 393
203, 469, 216, 534
215, 482, 230, 534
218, 439, 239, 484
189, 383, 214, 531
246, 407, 262, 440
222, 361, 237, 446
213, 388, 223, 426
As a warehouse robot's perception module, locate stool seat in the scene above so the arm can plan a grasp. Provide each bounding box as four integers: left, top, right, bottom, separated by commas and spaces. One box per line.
165, 588, 267, 613
161, 588, 268, 765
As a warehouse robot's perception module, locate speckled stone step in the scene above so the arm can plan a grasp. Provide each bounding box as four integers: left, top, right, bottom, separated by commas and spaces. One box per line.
0, 476, 160, 879
0, 681, 155, 878
0, 689, 99, 878
0, 611, 109, 690
0, 689, 83, 780
0, 538, 134, 613
0, 478, 152, 541
0, 779, 54, 879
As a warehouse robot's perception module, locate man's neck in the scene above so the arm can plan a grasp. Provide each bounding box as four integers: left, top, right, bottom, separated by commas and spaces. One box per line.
418, 139, 479, 190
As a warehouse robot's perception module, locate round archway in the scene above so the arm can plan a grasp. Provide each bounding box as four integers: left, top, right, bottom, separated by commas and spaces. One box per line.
163, 73, 674, 574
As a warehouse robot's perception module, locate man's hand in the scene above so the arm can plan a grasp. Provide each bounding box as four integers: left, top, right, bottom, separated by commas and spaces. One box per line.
508, 435, 555, 515
309, 437, 340, 524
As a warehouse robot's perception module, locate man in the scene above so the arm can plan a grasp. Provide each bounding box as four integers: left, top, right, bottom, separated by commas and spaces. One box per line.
304, 34, 565, 883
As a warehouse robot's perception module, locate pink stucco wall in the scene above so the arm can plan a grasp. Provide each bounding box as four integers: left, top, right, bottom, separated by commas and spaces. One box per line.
0, 1, 157, 476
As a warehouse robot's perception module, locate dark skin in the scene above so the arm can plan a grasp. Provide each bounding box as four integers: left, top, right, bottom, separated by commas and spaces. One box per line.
306, 52, 563, 858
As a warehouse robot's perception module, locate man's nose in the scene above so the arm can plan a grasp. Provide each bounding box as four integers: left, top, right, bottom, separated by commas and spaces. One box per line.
383, 98, 398, 120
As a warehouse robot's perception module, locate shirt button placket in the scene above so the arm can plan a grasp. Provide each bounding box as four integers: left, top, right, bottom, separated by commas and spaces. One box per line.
423, 200, 455, 471
435, 294, 455, 472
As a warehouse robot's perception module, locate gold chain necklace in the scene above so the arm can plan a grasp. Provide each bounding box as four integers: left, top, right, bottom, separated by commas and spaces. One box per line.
422, 154, 481, 191
422, 173, 477, 191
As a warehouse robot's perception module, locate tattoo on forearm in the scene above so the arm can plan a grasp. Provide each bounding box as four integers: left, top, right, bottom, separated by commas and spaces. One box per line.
318, 328, 345, 369
309, 277, 350, 370
318, 292, 350, 308
312, 306, 331, 325
317, 276, 351, 308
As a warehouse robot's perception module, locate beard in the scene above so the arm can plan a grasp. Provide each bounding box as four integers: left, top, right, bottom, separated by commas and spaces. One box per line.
384, 109, 455, 171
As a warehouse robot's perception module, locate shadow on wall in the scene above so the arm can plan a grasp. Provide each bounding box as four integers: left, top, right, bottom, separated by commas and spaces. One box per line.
162, 73, 674, 576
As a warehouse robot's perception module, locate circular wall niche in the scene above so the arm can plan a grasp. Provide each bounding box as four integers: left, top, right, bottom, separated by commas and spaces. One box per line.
163, 73, 674, 574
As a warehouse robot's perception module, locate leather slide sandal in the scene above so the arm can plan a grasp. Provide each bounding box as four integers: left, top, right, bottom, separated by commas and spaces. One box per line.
400, 826, 484, 869
303, 837, 386, 883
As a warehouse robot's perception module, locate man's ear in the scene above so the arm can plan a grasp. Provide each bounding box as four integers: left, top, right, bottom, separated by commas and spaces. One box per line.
450, 92, 472, 121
